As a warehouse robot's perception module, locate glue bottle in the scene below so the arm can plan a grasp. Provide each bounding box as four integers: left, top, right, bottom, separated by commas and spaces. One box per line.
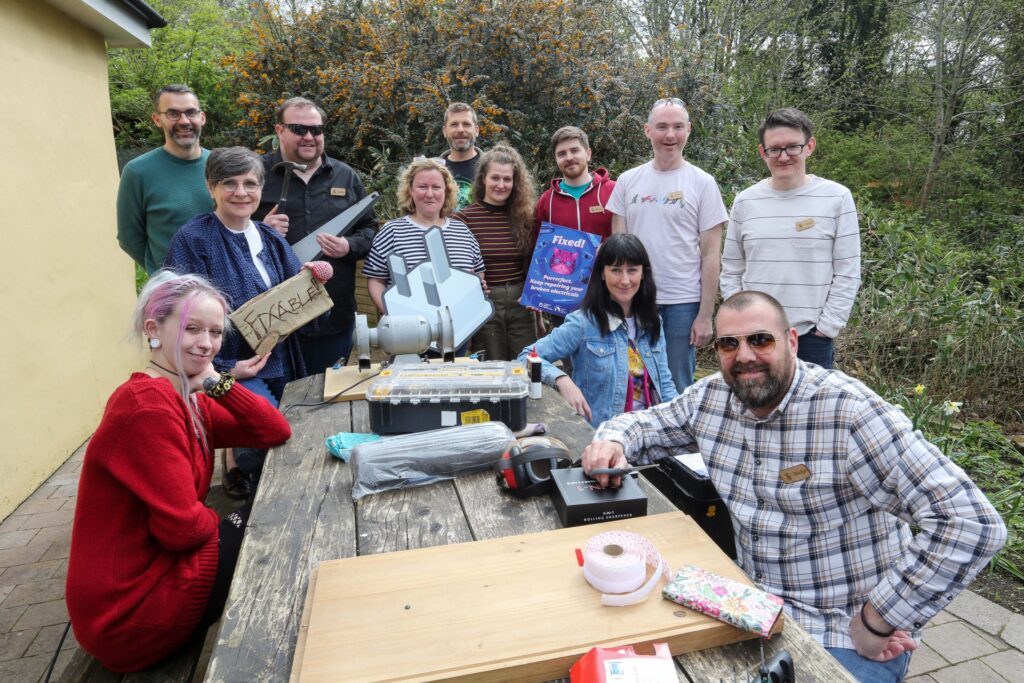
528, 347, 543, 400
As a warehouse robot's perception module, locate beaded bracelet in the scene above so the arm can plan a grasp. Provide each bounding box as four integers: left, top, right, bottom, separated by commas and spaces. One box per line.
203, 372, 236, 398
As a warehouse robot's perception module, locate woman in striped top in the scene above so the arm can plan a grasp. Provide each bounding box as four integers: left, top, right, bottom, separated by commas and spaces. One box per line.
363, 158, 485, 313
454, 144, 538, 360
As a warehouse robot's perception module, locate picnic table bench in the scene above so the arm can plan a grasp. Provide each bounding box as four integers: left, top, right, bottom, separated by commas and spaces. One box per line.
204, 373, 855, 682
60, 635, 205, 683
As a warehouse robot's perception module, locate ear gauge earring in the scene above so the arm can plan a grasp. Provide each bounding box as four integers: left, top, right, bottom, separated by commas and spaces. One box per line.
149, 338, 161, 349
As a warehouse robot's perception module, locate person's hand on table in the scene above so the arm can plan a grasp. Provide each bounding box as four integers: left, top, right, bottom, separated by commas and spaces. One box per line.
264, 205, 289, 236
316, 233, 350, 258
555, 376, 592, 422
303, 260, 334, 283
849, 602, 917, 661
581, 440, 628, 489
232, 353, 271, 380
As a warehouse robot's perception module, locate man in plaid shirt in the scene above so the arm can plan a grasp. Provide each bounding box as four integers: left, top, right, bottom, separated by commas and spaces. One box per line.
584, 291, 1006, 683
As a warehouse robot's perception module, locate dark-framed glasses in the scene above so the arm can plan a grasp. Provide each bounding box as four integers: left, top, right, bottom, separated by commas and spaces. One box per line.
763, 143, 808, 158
653, 97, 686, 109
285, 123, 324, 137
219, 179, 262, 193
157, 109, 202, 121
713, 332, 777, 355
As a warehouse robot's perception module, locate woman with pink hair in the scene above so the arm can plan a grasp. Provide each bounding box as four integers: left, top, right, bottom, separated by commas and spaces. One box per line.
66, 271, 291, 671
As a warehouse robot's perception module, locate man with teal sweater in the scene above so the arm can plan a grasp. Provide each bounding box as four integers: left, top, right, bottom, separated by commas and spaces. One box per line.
117, 85, 214, 273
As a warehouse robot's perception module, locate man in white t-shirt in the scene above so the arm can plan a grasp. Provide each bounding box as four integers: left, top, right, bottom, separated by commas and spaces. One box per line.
720, 108, 861, 369
608, 98, 728, 391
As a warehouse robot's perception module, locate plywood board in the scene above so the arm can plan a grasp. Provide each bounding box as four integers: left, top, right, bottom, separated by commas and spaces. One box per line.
323, 357, 479, 402
322, 363, 385, 402
229, 269, 333, 355
289, 566, 318, 683
297, 512, 780, 683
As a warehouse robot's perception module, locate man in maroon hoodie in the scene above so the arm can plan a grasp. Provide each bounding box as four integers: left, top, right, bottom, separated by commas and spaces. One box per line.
532, 127, 616, 370
534, 126, 616, 242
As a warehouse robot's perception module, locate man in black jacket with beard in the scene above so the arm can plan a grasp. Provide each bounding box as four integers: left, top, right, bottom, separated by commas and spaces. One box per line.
257, 97, 377, 372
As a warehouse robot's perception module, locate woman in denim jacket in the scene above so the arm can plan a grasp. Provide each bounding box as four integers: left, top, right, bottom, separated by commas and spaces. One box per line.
519, 234, 677, 427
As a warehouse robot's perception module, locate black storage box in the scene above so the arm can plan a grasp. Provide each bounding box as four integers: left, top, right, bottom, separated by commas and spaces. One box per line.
365, 362, 529, 435
550, 468, 647, 527
642, 455, 736, 558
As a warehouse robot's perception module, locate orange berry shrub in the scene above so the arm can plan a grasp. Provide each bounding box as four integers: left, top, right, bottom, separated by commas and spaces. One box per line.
224, 0, 698, 199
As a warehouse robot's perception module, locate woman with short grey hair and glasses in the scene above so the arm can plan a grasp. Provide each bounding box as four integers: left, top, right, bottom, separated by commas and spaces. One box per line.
164, 146, 332, 497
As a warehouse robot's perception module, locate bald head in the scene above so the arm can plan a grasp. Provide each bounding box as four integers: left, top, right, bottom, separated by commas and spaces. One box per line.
647, 97, 689, 123
717, 291, 790, 332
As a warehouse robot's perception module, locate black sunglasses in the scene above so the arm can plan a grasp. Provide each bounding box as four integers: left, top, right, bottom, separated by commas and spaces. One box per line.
285, 123, 324, 137
713, 332, 777, 355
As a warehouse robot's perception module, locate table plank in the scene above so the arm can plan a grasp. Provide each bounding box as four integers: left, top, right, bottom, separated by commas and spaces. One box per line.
674, 616, 856, 682
206, 375, 358, 682
356, 480, 475, 553
522, 392, 595, 458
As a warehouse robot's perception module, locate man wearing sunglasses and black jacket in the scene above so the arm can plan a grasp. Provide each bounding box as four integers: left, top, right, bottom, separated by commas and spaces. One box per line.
257, 97, 378, 373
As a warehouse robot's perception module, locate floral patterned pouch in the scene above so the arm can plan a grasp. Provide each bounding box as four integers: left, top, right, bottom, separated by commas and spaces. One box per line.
661, 565, 784, 637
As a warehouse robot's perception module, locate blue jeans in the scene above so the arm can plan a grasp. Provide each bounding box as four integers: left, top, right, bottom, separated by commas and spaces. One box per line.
798, 328, 835, 369
658, 302, 699, 392
826, 647, 910, 683
300, 328, 354, 374
234, 376, 288, 476
238, 376, 286, 408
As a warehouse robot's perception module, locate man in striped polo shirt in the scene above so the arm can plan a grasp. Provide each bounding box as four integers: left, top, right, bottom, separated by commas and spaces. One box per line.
721, 108, 861, 369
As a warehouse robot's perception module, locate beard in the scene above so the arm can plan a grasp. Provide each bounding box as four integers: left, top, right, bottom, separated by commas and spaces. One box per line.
448, 136, 476, 152
725, 357, 792, 410
559, 161, 585, 180
170, 124, 200, 148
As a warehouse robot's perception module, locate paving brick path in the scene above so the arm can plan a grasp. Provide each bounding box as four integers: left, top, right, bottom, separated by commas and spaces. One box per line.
2, 440, 1022, 682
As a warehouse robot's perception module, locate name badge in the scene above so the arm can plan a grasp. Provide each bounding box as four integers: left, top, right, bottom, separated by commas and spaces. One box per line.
795, 217, 815, 231
331, 187, 347, 197
779, 464, 811, 483
668, 190, 684, 201
589, 205, 604, 214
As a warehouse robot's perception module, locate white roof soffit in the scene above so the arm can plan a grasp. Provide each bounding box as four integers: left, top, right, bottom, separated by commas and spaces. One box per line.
44, 0, 167, 49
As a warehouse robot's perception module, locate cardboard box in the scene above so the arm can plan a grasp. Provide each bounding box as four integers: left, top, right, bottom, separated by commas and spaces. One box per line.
550, 468, 647, 527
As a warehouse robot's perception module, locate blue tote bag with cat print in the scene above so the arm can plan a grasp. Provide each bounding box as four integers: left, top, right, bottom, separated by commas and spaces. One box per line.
519, 222, 601, 316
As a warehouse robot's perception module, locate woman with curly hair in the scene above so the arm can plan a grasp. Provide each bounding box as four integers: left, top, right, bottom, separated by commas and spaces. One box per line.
455, 144, 538, 360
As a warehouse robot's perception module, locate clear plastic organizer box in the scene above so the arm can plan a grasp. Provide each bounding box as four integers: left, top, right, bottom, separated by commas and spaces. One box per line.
365, 361, 530, 434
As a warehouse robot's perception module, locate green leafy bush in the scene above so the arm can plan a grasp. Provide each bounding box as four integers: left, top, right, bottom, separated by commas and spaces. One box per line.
843, 202, 1024, 421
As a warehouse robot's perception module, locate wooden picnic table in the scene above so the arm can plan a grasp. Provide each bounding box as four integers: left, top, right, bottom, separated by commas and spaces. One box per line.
204, 373, 855, 683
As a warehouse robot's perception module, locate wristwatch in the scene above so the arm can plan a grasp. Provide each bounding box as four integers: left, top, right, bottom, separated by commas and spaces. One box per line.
202, 375, 220, 393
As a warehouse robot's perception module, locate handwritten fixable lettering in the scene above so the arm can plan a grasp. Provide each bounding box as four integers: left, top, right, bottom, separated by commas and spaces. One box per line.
229, 269, 334, 355
241, 282, 323, 340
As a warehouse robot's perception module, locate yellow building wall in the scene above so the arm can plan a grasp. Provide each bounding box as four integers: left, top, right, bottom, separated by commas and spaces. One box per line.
0, 3, 140, 519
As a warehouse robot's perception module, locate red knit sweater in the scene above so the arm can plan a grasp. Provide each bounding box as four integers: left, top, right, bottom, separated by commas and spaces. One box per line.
66, 374, 291, 672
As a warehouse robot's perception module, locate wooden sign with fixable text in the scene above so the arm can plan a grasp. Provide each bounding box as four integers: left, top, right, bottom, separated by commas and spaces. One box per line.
229, 269, 333, 356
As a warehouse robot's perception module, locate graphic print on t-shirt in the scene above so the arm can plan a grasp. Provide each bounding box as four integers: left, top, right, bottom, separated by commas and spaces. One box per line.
629, 191, 685, 207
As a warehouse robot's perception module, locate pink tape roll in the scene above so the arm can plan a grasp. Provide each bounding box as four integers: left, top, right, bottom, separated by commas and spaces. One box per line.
581, 531, 672, 607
